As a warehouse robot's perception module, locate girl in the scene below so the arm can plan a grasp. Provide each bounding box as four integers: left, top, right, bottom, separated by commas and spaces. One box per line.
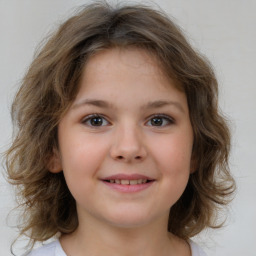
6, 2, 235, 256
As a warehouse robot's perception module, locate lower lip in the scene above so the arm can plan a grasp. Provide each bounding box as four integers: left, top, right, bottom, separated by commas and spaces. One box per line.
102, 181, 154, 193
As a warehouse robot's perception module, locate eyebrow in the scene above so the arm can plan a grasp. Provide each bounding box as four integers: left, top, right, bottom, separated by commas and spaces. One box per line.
143, 100, 185, 113
72, 99, 185, 113
72, 99, 115, 109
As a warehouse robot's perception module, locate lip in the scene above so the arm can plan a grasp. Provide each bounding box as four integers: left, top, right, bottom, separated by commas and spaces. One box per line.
101, 173, 155, 193
102, 173, 154, 180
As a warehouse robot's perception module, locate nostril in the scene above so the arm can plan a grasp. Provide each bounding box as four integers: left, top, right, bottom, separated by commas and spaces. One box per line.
115, 155, 142, 160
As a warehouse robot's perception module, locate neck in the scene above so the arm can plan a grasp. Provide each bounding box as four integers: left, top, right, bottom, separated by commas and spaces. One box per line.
60, 213, 185, 256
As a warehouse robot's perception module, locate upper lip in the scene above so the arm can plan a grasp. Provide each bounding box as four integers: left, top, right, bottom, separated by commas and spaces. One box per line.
102, 174, 155, 181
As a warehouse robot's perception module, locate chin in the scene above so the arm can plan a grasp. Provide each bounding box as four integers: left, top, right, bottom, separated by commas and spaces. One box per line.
101, 210, 160, 229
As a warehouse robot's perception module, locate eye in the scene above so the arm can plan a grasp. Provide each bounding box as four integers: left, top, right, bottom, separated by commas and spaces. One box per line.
146, 114, 175, 127
82, 114, 110, 127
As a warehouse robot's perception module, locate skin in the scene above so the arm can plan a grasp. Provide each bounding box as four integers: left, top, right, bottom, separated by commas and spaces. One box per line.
50, 48, 194, 256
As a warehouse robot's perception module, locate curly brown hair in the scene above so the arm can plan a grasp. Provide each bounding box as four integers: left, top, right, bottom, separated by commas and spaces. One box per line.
5, 1, 235, 248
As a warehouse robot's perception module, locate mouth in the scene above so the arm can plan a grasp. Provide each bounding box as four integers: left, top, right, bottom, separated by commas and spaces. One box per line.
101, 174, 155, 193
103, 179, 153, 185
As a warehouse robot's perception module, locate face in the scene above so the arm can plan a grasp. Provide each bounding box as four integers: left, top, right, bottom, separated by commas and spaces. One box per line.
51, 48, 194, 229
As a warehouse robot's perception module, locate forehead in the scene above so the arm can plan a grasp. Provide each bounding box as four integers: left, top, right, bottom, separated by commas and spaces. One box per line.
86, 48, 161, 76
80, 47, 181, 92
72, 47, 188, 115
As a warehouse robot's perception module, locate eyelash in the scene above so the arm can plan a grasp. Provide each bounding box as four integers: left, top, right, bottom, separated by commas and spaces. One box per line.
146, 114, 175, 127
81, 113, 175, 127
81, 114, 110, 127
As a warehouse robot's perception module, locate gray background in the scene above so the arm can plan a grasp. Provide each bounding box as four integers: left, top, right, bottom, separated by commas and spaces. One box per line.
1, 0, 255, 255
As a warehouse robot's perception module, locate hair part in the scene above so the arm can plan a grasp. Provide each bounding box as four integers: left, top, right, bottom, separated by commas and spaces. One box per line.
5, 1, 235, 249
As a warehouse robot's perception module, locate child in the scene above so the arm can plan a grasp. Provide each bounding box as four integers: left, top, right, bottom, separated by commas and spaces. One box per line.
6, 2, 235, 256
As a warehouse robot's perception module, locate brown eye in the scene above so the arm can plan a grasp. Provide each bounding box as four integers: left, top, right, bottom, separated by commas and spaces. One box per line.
82, 115, 109, 127
91, 117, 103, 126
146, 115, 174, 127
151, 117, 163, 126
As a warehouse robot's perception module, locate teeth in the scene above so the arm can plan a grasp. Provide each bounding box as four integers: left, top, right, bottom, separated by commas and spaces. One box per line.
121, 180, 129, 185
108, 179, 150, 185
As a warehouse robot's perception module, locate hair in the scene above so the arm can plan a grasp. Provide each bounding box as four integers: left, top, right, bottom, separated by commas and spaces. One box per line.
5, 1, 235, 249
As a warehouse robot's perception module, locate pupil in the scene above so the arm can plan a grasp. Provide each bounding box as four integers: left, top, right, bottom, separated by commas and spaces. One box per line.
91, 117, 103, 126
151, 118, 162, 126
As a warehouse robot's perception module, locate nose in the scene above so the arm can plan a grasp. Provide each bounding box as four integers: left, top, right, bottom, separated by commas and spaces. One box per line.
110, 124, 147, 163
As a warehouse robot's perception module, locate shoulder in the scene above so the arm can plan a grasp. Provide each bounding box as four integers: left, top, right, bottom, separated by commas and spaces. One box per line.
189, 240, 207, 256
24, 240, 66, 256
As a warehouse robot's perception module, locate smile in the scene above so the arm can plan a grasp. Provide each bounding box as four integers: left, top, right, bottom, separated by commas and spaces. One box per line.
106, 179, 148, 185
101, 174, 155, 193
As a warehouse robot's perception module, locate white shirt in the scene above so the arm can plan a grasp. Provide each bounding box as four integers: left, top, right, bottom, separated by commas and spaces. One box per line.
25, 239, 207, 256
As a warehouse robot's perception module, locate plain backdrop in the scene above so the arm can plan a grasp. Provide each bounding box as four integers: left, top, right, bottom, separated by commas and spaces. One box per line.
0, 0, 255, 255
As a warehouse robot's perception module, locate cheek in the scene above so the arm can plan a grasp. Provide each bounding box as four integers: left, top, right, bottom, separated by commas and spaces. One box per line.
60, 134, 108, 184
145, 134, 193, 210
60, 138, 107, 204
152, 134, 193, 170
149, 132, 193, 193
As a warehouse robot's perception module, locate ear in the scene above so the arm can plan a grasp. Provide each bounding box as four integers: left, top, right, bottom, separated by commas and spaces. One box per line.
190, 153, 198, 174
48, 148, 62, 173
190, 160, 197, 174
